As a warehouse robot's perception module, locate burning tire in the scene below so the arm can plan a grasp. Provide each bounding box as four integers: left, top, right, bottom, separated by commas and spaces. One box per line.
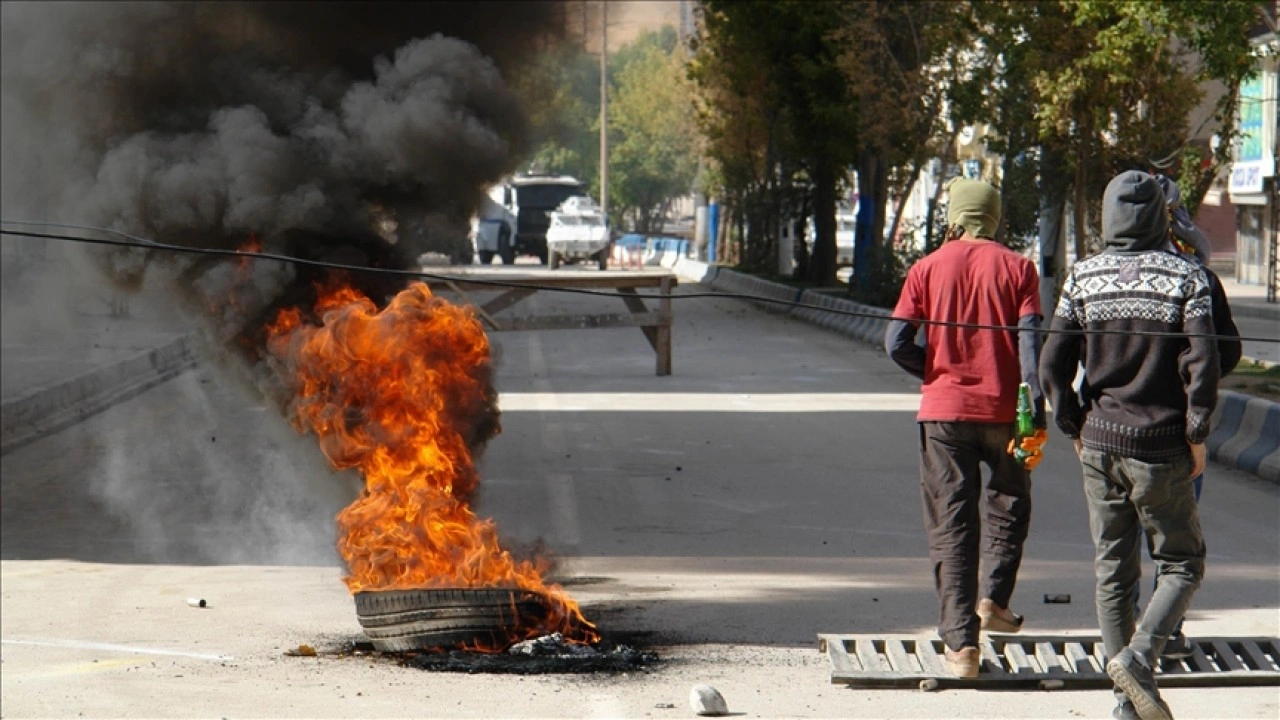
354, 588, 553, 652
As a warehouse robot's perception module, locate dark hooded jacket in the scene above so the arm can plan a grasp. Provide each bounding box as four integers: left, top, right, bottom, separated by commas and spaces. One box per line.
1039, 171, 1220, 460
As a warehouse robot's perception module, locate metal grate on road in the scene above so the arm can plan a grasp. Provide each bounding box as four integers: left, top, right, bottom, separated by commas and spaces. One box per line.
818, 634, 1280, 689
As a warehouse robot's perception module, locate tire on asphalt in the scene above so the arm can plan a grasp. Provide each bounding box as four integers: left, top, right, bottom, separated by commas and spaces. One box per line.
478, 250, 495, 265
549, 251, 561, 270
597, 249, 608, 270
354, 588, 552, 652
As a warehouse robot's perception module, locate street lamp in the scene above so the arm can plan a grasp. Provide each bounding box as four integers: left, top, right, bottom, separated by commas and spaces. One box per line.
599, 1, 608, 221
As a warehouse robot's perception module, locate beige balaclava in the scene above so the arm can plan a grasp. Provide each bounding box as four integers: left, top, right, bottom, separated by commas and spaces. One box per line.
945, 178, 1001, 240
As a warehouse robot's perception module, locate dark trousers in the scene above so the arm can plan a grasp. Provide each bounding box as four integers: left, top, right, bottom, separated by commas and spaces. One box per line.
1080, 448, 1205, 667
919, 421, 1032, 651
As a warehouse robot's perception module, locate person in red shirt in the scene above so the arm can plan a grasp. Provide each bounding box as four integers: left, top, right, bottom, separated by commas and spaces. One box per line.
884, 178, 1046, 678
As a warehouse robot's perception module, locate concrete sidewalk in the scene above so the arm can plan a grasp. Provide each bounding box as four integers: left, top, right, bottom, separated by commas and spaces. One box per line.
1218, 277, 1279, 322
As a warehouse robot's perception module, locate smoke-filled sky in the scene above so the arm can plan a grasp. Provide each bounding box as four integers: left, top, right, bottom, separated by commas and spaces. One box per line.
1, 1, 563, 275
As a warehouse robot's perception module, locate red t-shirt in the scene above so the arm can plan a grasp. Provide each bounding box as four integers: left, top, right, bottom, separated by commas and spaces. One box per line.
892, 240, 1040, 423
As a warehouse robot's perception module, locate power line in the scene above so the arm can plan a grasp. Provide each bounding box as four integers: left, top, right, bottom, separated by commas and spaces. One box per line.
0, 222, 1275, 345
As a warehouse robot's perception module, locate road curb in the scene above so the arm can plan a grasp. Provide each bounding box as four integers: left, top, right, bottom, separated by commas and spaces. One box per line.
1207, 390, 1280, 483
670, 261, 1280, 484
669, 262, 892, 346
0, 334, 198, 456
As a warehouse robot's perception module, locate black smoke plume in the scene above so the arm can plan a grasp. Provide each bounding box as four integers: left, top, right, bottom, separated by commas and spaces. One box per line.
0, 1, 566, 566
2, 1, 564, 336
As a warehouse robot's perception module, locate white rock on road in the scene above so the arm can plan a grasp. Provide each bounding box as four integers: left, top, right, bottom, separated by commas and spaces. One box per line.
689, 684, 728, 716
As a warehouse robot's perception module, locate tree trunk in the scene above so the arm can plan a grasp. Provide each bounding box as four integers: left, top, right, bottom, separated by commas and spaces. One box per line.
996, 149, 1015, 244
1072, 137, 1089, 261
1038, 143, 1069, 314
737, 202, 747, 263
854, 148, 877, 286
871, 155, 889, 251
886, 159, 921, 248
806, 159, 838, 286
924, 134, 958, 251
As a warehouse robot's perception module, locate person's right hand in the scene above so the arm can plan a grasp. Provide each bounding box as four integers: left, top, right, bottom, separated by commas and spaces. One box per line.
1190, 442, 1206, 478
1073, 438, 1083, 458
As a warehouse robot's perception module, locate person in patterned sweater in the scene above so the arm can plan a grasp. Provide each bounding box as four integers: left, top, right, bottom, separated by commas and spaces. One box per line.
1040, 170, 1220, 720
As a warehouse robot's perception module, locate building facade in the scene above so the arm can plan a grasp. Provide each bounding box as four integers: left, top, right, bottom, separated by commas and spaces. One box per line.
1228, 2, 1279, 297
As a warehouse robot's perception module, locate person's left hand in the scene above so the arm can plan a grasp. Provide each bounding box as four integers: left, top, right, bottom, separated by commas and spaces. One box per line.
1009, 429, 1049, 471
1189, 442, 1206, 478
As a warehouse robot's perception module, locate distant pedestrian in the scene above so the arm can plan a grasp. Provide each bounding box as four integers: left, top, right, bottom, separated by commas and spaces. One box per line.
884, 178, 1046, 679
1040, 170, 1220, 720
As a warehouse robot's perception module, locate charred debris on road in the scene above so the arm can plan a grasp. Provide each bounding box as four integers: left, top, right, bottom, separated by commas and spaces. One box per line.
297, 632, 660, 675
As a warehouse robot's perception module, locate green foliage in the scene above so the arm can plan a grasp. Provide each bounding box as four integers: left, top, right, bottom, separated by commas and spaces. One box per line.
690, 0, 864, 282
687, 0, 1263, 290
608, 27, 698, 232
964, 0, 1261, 251
510, 25, 696, 232
511, 43, 600, 182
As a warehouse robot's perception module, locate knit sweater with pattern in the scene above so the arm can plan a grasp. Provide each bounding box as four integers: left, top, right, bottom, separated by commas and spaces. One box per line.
1039, 249, 1220, 461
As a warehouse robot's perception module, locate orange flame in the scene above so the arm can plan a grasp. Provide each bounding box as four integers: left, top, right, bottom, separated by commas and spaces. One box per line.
265, 278, 597, 648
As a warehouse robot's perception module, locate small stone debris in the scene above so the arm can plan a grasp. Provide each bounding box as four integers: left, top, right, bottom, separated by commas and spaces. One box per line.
654, 702, 676, 709
689, 684, 728, 716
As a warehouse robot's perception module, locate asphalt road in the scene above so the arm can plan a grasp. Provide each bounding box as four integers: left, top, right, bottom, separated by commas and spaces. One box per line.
2, 277, 1277, 719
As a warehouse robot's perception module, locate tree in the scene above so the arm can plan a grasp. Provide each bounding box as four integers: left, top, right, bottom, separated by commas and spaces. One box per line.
688, 1, 792, 272
690, 1, 860, 283
688, 0, 1262, 294
608, 27, 698, 233
1000, 0, 1263, 257
833, 0, 971, 289
509, 43, 600, 183
1164, 1, 1267, 216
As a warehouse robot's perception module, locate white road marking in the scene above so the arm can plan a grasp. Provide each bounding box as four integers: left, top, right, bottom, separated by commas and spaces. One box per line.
499, 392, 921, 413
2, 638, 233, 661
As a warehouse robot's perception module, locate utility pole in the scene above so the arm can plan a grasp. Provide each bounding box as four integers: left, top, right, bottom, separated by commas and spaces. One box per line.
599, 0, 608, 219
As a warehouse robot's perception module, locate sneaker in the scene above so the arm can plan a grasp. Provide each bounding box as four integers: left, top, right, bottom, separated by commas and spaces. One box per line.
977, 598, 1024, 634
1161, 632, 1194, 660
1113, 699, 1141, 720
1106, 648, 1172, 720
944, 646, 980, 678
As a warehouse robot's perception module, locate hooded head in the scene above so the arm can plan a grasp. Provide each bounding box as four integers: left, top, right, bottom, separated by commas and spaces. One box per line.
945, 178, 1001, 240
1102, 171, 1169, 253
1152, 173, 1211, 264
1153, 174, 1182, 210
